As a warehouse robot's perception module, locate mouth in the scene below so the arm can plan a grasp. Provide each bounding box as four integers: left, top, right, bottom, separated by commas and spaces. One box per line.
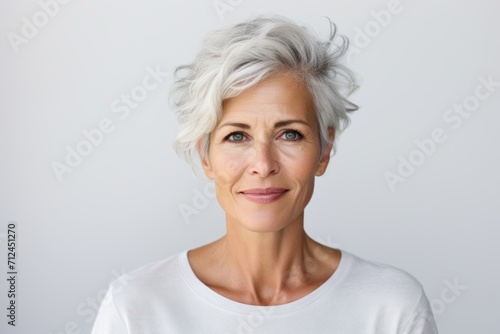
239, 187, 289, 204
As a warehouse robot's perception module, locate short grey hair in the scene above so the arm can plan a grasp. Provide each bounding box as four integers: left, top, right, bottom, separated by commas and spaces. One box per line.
169, 14, 359, 171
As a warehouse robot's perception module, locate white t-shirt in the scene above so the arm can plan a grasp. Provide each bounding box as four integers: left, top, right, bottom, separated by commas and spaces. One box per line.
91, 250, 439, 334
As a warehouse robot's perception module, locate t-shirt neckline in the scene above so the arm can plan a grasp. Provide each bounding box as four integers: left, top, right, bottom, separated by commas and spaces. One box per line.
177, 248, 352, 315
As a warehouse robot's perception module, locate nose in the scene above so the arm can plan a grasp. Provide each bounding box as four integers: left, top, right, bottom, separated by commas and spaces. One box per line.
248, 142, 280, 177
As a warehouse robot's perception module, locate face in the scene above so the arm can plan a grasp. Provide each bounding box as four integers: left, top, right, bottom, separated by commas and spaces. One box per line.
201, 73, 333, 233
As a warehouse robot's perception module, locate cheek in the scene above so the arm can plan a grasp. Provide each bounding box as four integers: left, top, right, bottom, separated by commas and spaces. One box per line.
210, 157, 245, 211
210, 151, 246, 184
279, 145, 320, 175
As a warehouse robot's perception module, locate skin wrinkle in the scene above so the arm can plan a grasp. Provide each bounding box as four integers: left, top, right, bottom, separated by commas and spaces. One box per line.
188, 72, 339, 306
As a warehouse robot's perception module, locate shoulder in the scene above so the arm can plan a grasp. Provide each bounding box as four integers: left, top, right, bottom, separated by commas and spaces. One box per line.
91, 252, 187, 333
340, 250, 426, 308
106, 252, 184, 303
330, 251, 438, 333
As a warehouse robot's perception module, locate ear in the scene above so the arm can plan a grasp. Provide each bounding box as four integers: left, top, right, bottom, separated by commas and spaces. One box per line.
315, 127, 335, 176
197, 139, 215, 179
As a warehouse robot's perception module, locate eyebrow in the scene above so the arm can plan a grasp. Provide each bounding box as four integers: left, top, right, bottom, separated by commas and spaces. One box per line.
218, 119, 310, 130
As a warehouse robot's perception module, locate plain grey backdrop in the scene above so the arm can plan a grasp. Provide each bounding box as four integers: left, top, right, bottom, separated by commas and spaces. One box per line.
1, 0, 499, 333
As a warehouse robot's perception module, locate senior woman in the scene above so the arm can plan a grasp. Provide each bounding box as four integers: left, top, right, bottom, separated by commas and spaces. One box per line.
92, 14, 438, 334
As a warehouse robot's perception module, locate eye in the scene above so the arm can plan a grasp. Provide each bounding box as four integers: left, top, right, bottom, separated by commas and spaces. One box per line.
224, 131, 246, 143
280, 129, 304, 141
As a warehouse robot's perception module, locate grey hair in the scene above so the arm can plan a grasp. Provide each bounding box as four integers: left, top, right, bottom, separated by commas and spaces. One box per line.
169, 14, 359, 172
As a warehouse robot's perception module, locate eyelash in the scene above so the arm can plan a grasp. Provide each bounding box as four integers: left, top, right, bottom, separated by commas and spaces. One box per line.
223, 129, 305, 143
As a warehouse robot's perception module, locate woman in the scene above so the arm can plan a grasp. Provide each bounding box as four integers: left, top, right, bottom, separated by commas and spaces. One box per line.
92, 14, 438, 333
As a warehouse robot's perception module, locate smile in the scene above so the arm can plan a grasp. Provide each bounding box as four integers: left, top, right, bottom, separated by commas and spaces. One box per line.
239, 188, 289, 204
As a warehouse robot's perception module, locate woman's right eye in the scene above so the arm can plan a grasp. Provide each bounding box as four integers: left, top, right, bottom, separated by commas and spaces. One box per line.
225, 132, 246, 143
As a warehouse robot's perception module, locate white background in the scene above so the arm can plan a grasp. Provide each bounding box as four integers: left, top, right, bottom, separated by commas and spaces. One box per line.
1, 0, 499, 333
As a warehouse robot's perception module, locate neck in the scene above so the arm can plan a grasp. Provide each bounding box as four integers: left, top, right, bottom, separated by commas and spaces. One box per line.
205, 213, 335, 305
227, 215, 306, 279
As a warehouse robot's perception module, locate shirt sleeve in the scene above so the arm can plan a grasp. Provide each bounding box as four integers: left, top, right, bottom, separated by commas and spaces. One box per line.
91, 288, 129, 334
403, 289, 439, 334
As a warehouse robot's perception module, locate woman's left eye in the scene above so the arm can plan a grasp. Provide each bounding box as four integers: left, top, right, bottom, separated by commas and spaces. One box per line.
281, 130, 303, 141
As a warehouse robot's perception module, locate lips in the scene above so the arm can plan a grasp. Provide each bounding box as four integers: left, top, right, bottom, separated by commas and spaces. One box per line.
239, 187, 289, 204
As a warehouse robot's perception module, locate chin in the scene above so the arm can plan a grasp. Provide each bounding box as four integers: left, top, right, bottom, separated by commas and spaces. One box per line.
232, 211, 296, 233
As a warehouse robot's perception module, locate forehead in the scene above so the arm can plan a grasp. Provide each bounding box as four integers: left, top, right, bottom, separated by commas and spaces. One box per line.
220, 73, 316, 124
